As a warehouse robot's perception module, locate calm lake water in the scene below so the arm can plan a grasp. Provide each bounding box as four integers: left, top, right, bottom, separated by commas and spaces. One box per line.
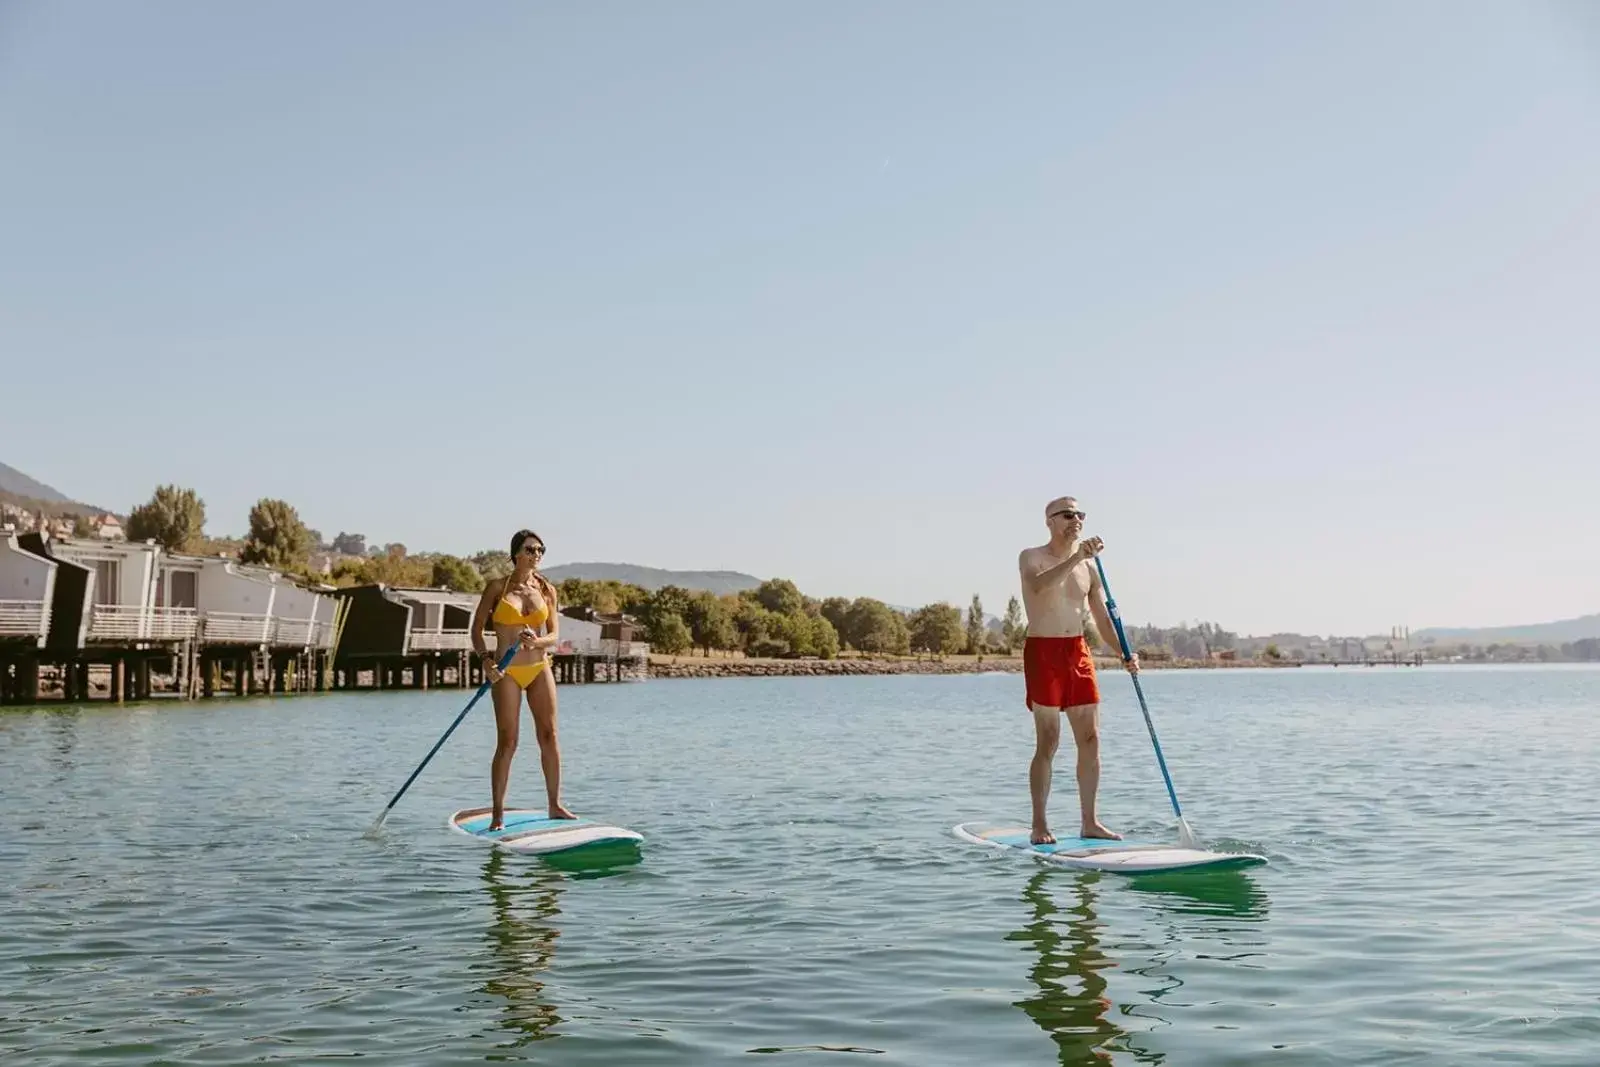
3, 665, 1598, 1065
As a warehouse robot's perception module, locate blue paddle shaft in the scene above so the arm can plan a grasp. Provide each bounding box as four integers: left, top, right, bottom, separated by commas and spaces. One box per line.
379, 644, 520, 816
1093, 557, 1184, 821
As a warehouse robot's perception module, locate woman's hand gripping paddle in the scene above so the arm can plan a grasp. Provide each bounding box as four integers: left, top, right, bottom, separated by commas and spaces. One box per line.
1093, 557, 1199, 849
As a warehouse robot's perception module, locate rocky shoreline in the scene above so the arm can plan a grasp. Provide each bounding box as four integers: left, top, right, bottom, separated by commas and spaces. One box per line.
647, 655, 1278, 679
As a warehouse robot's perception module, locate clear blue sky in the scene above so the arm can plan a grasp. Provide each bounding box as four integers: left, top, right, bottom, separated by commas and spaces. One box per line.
3, 2, 1596, 636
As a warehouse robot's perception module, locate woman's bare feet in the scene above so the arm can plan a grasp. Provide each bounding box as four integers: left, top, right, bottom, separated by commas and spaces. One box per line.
549, 801, 577, 820
1030, 825, 1056, 845
1081, 821, 1121, 840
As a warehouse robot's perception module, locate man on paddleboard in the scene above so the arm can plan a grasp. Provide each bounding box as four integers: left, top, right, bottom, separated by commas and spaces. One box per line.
1018, 496, 1138, 845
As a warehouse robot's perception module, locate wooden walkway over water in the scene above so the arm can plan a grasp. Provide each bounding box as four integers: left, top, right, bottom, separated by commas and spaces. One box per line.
331, 651, 643, 692
1, 648, 645, 705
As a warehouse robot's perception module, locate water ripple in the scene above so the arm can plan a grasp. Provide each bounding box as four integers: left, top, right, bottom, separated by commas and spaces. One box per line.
3, 667, 1599, 1064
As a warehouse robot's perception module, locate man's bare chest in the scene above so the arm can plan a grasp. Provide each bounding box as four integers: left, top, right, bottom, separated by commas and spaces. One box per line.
1028, 551, 1090, 600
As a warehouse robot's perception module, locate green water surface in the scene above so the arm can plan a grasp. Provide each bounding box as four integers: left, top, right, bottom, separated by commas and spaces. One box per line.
3, 665, 1597, 1064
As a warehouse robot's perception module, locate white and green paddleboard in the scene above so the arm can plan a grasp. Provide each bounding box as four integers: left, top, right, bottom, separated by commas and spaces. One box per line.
450, 807, 643, 856
953, 821, 1264, 873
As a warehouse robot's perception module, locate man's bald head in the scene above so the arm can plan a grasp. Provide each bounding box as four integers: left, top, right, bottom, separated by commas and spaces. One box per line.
1044, 497, 1085, 539
1045, 496, 1082, 520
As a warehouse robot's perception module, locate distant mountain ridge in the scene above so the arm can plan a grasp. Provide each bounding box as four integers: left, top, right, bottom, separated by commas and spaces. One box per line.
542, 561, 763, 596
0, 460, 109, 515
1414, 614, 1600, 645
0, 461, 72, 504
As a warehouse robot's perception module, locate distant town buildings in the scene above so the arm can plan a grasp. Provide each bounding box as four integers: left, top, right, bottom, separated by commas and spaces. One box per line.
0, 504, 124, 541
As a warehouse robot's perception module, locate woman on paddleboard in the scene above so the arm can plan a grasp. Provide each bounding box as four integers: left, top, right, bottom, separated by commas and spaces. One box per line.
470, 529, 575, 830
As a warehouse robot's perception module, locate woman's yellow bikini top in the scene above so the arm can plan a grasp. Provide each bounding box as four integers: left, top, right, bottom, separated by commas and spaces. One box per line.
492, 581, 549, 629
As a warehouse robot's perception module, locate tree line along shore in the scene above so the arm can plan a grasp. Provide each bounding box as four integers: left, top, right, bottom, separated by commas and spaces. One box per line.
645, 651, 1286, 680
105, 484, 1235, 664
97, 485, 1600, 670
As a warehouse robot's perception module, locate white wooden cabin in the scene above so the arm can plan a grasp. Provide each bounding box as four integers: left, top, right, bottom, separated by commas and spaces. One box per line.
156, 555, 338, 651
398, 588, 484, 652
0, 531, 55, 647
555, 608, 650, 659
551, 612, 602, 654
228, 563, 337, 649
50, 537, 197, 643
159, 554, 278, 647
268, 578, 340, 652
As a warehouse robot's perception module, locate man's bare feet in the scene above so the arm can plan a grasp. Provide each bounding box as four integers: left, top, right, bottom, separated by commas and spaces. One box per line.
1081, 822, 1121, 840
1030, 826, 1057, 845
550, 802, 577, 820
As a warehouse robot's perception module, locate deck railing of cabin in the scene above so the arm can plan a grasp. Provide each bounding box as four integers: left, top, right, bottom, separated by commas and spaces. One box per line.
149, 607, 200, 641
200, 612, 274, 645
272, 617, 315, 648
0, 599, 50, 639
266, 617, 338, 651
542, 638, 651, 658
308, 618, 338, 651
189, 613, 338, 650
409, 628, 479, 652
90, 604, 199, 642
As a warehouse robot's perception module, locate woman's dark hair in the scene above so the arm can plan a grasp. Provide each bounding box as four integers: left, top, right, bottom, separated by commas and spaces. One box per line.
510, 529, 544, 557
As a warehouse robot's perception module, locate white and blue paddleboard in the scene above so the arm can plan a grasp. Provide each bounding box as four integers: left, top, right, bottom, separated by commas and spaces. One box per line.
953, 821, 1264, 873
450, 807, 643, 856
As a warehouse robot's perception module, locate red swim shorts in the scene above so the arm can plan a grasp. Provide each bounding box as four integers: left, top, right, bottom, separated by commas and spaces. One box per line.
1023, 636, 1100, 711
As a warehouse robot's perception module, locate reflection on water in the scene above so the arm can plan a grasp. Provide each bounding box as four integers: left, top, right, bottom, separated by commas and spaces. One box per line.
1007, 869, 1132, 1065
1008, 867, 1269, 1065
476, 844, 643, 1052
49, 709, 80, 786
1124, 869, 1269, 923
479, 849, 565, 1049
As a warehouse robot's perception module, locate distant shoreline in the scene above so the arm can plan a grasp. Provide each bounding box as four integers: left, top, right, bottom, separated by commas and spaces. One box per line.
646, 653, 1309, 680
